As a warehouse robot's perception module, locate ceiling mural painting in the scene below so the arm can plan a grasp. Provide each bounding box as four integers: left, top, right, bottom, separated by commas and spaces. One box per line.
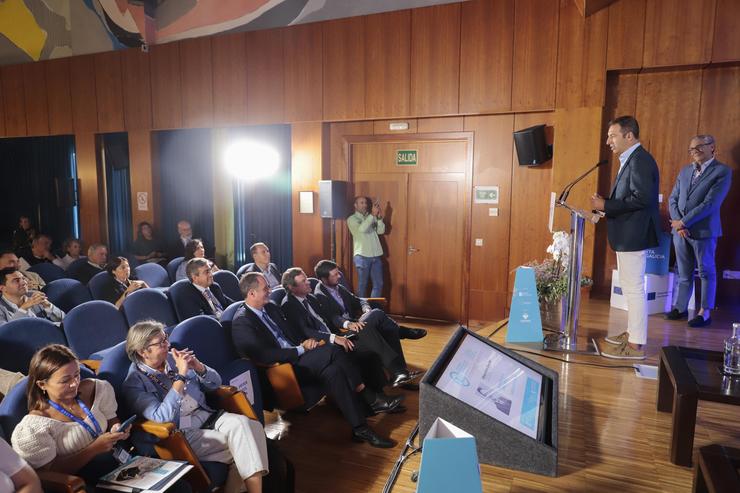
0, 0, 462, 66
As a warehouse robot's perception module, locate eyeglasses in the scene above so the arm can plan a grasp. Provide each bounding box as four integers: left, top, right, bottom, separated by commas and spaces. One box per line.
145, 336, 169, 350
688, 143, 713, 153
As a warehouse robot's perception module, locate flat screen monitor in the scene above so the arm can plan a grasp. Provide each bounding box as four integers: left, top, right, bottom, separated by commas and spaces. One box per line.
434, 333, 544, 440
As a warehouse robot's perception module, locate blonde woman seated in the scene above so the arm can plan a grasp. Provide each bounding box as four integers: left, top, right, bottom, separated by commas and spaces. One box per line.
122, 320, 268, 493
11, 345, 133, 489
175, 239, 219, 281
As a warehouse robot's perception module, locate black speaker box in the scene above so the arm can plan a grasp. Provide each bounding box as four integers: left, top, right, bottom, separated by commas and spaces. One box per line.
513, 124, 552, 166
319, 180, 350, 219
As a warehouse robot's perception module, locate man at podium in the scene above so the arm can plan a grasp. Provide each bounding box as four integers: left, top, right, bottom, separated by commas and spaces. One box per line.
591, 115, 660, 360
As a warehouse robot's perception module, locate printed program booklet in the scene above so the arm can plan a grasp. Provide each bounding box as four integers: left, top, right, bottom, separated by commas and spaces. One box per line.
97, 456, 192, 492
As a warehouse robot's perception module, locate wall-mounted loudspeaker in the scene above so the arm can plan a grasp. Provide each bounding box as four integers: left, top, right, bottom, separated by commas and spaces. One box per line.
513, 124, 552, 166
319, 180, 350, 219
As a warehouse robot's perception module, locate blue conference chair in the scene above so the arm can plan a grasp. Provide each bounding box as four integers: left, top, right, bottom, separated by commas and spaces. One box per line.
65, 257, 89, 278
87, 271, 111, 300
121, 288, 178, 330
269, 286, 286, 305
308, 277, 320, 292
63, 300, 129, 362
236, 262, 255, 279
43, 278, 92, 313
166, 257, 184, 283
28, 262, 66, 283
0, 318, 67, 373
134, 263, 170, 288
169, 315, 264, 423
213, 270, 242, 301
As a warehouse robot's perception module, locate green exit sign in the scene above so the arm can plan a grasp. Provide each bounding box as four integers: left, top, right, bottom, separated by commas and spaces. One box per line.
396, 149, 418, 166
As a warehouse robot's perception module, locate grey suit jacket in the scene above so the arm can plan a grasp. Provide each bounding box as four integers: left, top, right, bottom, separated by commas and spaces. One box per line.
0, 293, 65, 324
668, 159, 731, 239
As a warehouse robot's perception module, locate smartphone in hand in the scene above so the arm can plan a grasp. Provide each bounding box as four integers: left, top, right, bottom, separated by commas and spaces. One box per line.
117, 414, 137, 433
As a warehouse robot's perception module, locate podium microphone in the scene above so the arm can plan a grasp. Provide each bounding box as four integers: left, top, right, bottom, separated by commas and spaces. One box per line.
558, 160, 608, 203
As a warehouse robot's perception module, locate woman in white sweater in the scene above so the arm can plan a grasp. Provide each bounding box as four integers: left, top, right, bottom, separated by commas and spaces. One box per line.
10, 344, 190, 492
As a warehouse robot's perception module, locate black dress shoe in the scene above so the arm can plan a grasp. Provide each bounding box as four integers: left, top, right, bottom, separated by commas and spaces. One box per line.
664, 308, 689, 320
351, 425, 396, 448
399, 327, 428, 340
399, 382, 419, 391
370, 394, 405, 414
391, 372, 412, 387
688, 315, 711, 327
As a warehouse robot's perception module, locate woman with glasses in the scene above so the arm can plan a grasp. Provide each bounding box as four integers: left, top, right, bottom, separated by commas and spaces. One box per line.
122, 320, 268, 493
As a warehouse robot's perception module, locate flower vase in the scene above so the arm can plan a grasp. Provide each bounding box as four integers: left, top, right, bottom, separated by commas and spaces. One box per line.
540, 297, 566, 333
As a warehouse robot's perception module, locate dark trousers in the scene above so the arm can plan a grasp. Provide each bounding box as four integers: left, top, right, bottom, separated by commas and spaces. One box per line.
359, 309, 407, 368
292, 344, 366, 428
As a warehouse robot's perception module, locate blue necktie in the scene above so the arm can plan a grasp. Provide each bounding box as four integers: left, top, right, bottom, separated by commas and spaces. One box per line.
303, 299, 331, 334
262, 311, 292, 348
204, 288, 223, 318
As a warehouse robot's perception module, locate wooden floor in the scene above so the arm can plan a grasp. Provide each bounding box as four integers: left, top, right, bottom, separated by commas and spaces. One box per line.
267, 299, 740, 492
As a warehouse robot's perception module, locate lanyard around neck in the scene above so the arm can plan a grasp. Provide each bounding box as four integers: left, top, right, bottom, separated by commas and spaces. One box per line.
47, 398, 102, 439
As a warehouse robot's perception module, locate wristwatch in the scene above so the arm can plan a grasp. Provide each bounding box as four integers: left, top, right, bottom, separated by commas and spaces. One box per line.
172, 374, 187, 383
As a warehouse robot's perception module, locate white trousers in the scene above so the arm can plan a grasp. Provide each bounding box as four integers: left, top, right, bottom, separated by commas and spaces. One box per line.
184, 412, 268, 493
616, 250, 648, 345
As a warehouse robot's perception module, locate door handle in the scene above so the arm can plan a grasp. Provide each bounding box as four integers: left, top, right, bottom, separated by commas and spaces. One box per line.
408, 245, 420, 255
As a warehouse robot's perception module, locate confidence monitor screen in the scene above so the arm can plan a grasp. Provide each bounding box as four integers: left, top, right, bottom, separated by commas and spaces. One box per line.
434, 334, 543, 439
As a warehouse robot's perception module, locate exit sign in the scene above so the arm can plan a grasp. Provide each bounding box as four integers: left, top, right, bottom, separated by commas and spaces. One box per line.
396, 149, 418, 166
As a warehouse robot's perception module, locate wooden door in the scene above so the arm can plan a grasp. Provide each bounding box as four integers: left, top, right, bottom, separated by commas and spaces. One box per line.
353, 173, 409, 315
406, 172, 466, 320
350, 136, 471, 322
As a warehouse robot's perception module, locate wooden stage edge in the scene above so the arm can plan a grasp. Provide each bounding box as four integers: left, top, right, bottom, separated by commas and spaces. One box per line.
267, 298, 740, 492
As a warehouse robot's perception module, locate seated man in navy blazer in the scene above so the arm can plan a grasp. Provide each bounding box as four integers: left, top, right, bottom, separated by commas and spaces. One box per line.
666, 134, 731, 327
243, 242, 282, 289
281, 267, 415, 390
313, 260, 427, 342
173, 258, 233, 320
231, 271, 401, 448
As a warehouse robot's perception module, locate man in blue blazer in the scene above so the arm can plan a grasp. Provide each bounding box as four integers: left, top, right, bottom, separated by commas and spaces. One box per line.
592, 116, 660, 360
666, 135, 731, 327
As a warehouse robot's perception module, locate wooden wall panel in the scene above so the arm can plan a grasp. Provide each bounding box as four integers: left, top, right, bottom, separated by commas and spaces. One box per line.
364, 10, 411, 119
556, 0, 608, 108
508, 112, 555, 294
212, 32, 248, 126
45, 58, 74, 135
699, 66, 740, 304
512, 0, 558, 111
465, 114, 514, 322
128, 129, 154, 232
606, 0, 645, 70
69, 55, 98, 132
179, 37, 214, 128
323, 17, 365, 121
1, 65, 27, 136
245, 28, 284, 124
417, 117, 464, 133
459, 0, 514, 114
284, 24, 323, 122
75, 132, 103, 245
373, 119, 418, 135
121, 48, 153, 130
635, 70, 703, 208
643, 0, 716, 68
291, 122, 326, 273
150, 42, 182, 129
94, 51, 125, 132
22, 62, 49, 136
410, 3, 461, 116
712, 0, 740, 62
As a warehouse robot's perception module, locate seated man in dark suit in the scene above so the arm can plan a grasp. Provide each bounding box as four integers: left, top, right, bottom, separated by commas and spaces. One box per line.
231, 272, 401, 448
243, 242, 282, 289
72, 243, 108, 285
20, 234, 57, 266
281, 267, 416, 389
173, 258, 233, 320
314, 259, 427, 340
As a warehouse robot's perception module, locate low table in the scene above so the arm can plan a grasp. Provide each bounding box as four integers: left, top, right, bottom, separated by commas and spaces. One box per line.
693, 444, 740, 493
657, 346, 740, 467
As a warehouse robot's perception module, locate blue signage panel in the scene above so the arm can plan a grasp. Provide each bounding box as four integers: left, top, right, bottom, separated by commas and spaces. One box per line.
506, 267, 544, 343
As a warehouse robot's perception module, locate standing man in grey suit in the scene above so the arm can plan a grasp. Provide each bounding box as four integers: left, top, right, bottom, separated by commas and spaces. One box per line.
665, 135, 731, 327
591, 116, 660, 360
